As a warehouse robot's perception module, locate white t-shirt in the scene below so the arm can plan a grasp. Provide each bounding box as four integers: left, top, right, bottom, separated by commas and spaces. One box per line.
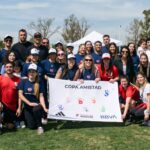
140, 83, 150, 103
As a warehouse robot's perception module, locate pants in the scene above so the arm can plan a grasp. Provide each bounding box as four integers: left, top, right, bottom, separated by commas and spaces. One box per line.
24, 105, 43, 129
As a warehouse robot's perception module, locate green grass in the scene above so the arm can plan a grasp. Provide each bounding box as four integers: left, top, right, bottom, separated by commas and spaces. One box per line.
0, 121, 150, 150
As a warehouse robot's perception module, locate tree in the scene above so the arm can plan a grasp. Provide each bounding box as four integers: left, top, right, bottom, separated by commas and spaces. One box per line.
126, 18, 141, 46
27, 18, 60, 39
140, 9, 150, 38
61, 14, 90, 43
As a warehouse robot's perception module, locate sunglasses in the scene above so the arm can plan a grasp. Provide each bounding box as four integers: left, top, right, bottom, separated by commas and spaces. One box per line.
5, 39, 12, 42
42, 42, 49, 44
58, 53, 64, 56
85, 59, 92, 62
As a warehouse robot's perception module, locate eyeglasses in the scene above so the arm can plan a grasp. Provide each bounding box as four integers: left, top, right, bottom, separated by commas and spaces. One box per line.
5, 39, 12, 43
122, 51, 128, 54
58, 53, 64, 56
85, 59, 92, 62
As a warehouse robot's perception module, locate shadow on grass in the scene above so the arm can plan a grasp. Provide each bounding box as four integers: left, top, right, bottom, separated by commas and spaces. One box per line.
44, 120, 125, 132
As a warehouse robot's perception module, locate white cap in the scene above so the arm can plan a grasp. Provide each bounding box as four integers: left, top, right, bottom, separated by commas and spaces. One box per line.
48, 48, 56, 54
55, 41, 63, 46
68, 54, 75, 59
28, 63, 37, 71
4, 34, 13, 40
102, 53, 111, 59
31, 48, 39, 55
67, 43, 74, 48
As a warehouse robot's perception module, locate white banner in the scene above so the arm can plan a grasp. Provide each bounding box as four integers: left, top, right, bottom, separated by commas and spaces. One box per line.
48, 78, 122, 122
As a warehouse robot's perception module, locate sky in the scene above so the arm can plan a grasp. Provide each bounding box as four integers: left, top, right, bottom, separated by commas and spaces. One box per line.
0, 0, 149, 44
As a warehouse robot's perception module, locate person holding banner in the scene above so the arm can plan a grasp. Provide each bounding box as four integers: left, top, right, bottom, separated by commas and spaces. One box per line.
131, 72, 150, 126
55, 54, 78, 80
18, 64, 48, 135
97, 53, 119, 83
119, 76, 140, 120
74, 54, 100, 82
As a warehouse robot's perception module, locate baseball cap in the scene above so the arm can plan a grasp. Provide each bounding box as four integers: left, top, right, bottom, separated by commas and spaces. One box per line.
102, 53, 111, 59
48, 48, 56, 54
28, 63, 37, 71
34, 32, 42, 38
67, 43, 74, 48
4, 35, 13, 40
67, 54, 75, 59
55, 41, 63, 47
31, 48, 39, 55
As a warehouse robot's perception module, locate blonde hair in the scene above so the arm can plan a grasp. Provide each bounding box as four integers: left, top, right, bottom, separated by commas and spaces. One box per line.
34, 74, 40, 99
136, 72, 148, 88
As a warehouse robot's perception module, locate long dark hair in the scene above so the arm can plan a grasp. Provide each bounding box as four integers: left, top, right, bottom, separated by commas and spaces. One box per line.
127, 42, 137, 55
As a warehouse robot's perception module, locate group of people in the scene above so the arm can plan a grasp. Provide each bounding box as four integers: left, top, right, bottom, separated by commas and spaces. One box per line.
0, 28, 150, 135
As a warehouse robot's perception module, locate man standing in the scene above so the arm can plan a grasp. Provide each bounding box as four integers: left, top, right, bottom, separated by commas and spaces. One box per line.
27, 32, 48, 61
102, 34, 110, 53
0, 35, 13, 64
12, 29, 32, 63
0, 62, 21, 129
42, 38, 50, 49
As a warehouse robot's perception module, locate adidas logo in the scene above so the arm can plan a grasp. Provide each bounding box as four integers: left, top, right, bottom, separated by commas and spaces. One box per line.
55, 111, 65, 117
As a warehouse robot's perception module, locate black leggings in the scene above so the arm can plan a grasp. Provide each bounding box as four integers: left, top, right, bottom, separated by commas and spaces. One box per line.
24, 105, 43, 129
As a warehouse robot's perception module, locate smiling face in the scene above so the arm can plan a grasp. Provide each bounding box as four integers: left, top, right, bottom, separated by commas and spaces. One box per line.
121, 48, 129, 58
94, 42, 102, 53
78, 44, 86, 55
5, 63, 14, 75
68, 58, 75, 69
140, 54, 148, 65
28, 70, 37, 80
120, 78, 128, 89
8, 52, 16, 62
109, 44, 116, 54
84, 55, 93, 69
137, 74, 146, 86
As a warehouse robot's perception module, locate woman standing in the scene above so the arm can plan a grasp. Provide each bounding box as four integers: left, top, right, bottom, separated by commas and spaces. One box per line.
109, 42, 119, 64
114, 46, 134, 82
97, 53, 119, 82
137, 53, 150, 82
128, 42, 139, 76
55, 54, 78, 80
18, 63, 48, 134
74, 54, 100, 82
85, 41, 93, 54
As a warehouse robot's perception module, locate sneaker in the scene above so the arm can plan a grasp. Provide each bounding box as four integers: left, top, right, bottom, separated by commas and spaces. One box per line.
37, 127, 44, 135
20, 121, 26, 129
147, 120, 150, 126
140, 121, 148, 126
41, 118, 48, 125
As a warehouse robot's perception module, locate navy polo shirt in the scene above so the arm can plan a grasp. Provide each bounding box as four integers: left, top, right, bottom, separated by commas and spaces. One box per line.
21, 62, 44, 80
91, 52, 102, 64
102, 46, 109, 54
0, 48, 8, 63
41, 59, 60, 78
75, 54, 85, 66
18, 79, 44, 105
80, 69, 96, 80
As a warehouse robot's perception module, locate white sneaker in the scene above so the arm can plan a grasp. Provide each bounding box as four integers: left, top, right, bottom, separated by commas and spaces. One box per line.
41, 118, 48, 125
37, 127, 44, 135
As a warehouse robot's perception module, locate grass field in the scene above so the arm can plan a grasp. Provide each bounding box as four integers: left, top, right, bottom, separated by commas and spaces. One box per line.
0, 121, 150, 150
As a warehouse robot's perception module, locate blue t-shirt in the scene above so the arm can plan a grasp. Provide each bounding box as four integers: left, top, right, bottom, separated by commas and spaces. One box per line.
102, 46, 109, 54
91, 52, 102, 64
80, 68, 96, 80
41, 59, 60, 78
21, 62, 44, 80
75, 54, 85, 66
131, 54, 139, 75
61, 65, 78, 80
0, 48, 8, 63
18, 79, 44, 106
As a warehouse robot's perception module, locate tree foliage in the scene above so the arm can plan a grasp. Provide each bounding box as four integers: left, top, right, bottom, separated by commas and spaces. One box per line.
140, 9, 150, 38
61, 14, 90, 43
28, 18, 60, 38
126, 18, 141, 46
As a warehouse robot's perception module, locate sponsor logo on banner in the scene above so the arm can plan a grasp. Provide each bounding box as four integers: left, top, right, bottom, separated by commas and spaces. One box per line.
104, 90, 109, 97
76, 114, 93, 118
100, 114, 117, 120
55, 111, 65, 117
57, 105, 64, 111
78, 98, 84, 104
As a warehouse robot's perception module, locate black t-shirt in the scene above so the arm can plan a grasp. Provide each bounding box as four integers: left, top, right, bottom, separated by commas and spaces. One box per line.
27, 45, 48, 61
12, 41, 33, 62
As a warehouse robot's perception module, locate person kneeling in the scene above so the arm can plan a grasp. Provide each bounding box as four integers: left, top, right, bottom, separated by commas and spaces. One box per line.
119, 76, 140, 121
18, 63, 48, 135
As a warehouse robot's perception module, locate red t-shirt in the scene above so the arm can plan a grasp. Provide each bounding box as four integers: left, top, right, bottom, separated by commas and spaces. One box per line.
97, 64, 119, 81
119, 84, 139, 102
0, 75, 20, 112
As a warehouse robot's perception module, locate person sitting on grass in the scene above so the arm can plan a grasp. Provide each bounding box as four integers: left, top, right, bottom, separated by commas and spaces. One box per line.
119, 76, 140, 120
130, 72, 150, 126
18, 63, 48, 135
